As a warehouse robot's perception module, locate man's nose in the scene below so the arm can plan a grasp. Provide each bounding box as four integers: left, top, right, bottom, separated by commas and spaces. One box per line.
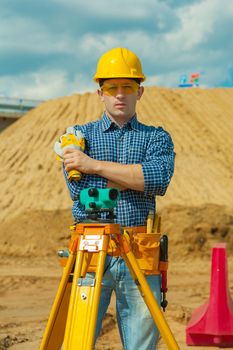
115, 86, 125, 96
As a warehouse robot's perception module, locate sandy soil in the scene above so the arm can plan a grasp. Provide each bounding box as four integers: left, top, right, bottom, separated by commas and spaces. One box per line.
0, 205, 233, 349
1, 255, 233, 350
1, 87, 233, 349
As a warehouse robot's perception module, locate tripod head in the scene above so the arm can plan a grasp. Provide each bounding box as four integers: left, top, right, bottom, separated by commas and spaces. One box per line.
80, 187, 120, 222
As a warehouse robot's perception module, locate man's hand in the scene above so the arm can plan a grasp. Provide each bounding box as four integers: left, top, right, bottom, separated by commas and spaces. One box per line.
63, 148, 98, 174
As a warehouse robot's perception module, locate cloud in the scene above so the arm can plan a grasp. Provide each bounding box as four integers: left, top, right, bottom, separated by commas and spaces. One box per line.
0, 69, 97, 99
0, 0, 233, 99
0, 12, 77, 56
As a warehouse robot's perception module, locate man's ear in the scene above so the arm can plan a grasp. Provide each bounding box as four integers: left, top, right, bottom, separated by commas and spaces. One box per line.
137, 86, 144, 100
97, 88, 105, 102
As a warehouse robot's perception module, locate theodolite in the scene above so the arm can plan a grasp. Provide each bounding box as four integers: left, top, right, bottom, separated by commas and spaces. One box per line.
39, 187, 179, 350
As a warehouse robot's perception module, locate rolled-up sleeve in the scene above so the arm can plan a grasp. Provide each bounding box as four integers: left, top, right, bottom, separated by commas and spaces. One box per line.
141, 127, 175, 197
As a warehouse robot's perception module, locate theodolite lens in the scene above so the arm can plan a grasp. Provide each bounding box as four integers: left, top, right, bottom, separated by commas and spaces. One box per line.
88, 188, 99, 197
89, 202, 97, 209
109, 188, 119, 200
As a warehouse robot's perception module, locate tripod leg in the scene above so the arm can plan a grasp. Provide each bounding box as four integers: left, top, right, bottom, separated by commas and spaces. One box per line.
39, 245, 77, 350
63, 249, 85, 348
63, 245, 108, 350
122, 249, 180, 350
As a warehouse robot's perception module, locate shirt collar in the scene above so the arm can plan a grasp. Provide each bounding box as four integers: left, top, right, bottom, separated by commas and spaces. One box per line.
101, 113, 113, 131
101, 112, 140, 132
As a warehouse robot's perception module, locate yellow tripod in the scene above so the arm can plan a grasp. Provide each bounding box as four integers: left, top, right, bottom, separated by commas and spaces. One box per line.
39, 220, 179, 350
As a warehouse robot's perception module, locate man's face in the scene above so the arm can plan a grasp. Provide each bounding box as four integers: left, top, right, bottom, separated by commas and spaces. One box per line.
97, 78, 144, 123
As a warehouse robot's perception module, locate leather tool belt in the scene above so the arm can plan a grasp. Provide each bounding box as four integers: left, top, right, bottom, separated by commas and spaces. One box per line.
86, 226, 167, 275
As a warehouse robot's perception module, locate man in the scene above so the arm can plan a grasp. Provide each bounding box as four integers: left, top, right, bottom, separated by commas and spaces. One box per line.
63, 47, 175, 349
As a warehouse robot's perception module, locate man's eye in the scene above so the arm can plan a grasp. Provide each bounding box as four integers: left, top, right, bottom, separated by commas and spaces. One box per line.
103, 86, 117, 93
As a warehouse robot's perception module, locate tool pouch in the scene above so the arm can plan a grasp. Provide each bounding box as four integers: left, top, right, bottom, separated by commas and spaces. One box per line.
130, 232, 161, 275
60, 226, 167, 276
84, 233, 161, 274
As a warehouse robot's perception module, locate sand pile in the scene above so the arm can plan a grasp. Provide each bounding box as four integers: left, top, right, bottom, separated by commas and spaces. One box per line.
0, 87, 233, 224
1, 87, 233, 350
0, 204, 232, 261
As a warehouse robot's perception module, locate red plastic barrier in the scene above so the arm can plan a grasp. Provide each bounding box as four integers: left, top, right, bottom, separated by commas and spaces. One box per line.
186, 243, 233, 347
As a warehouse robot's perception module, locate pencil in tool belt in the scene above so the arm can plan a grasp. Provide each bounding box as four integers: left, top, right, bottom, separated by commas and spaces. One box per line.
146, 210, 154, 234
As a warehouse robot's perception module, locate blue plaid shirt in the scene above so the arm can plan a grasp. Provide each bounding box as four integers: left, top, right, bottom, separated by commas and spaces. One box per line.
64, 113, 175, 227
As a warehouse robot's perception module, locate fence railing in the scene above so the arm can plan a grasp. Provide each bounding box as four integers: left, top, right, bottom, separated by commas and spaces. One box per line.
0, 97, 44, 118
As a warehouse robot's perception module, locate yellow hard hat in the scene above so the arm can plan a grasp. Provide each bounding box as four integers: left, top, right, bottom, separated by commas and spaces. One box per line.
93, 47, 146, 83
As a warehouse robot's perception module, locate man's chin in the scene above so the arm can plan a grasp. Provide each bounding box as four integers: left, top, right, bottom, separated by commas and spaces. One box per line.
113, 108, 128, 117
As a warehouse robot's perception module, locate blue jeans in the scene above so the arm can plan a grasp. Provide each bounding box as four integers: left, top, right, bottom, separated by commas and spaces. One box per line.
88, 255, 161, 350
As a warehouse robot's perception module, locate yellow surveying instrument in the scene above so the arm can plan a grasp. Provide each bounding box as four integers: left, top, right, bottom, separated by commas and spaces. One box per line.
54, 127, 85, 181
39, 187, 179, 350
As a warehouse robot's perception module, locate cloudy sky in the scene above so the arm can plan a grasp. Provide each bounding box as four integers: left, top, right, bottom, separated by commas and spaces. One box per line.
1, 0, 233, 100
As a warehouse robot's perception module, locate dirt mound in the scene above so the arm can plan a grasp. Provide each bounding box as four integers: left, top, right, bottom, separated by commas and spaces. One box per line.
0, 209, 72, 258
160, 203, 233, 259
0, 204, 232, 261
1, 87, 233, 350
0, 87, 233, 225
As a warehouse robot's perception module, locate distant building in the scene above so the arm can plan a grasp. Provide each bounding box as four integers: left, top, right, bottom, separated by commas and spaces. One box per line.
0, 97, 43, 132
179, 73, 200, 88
